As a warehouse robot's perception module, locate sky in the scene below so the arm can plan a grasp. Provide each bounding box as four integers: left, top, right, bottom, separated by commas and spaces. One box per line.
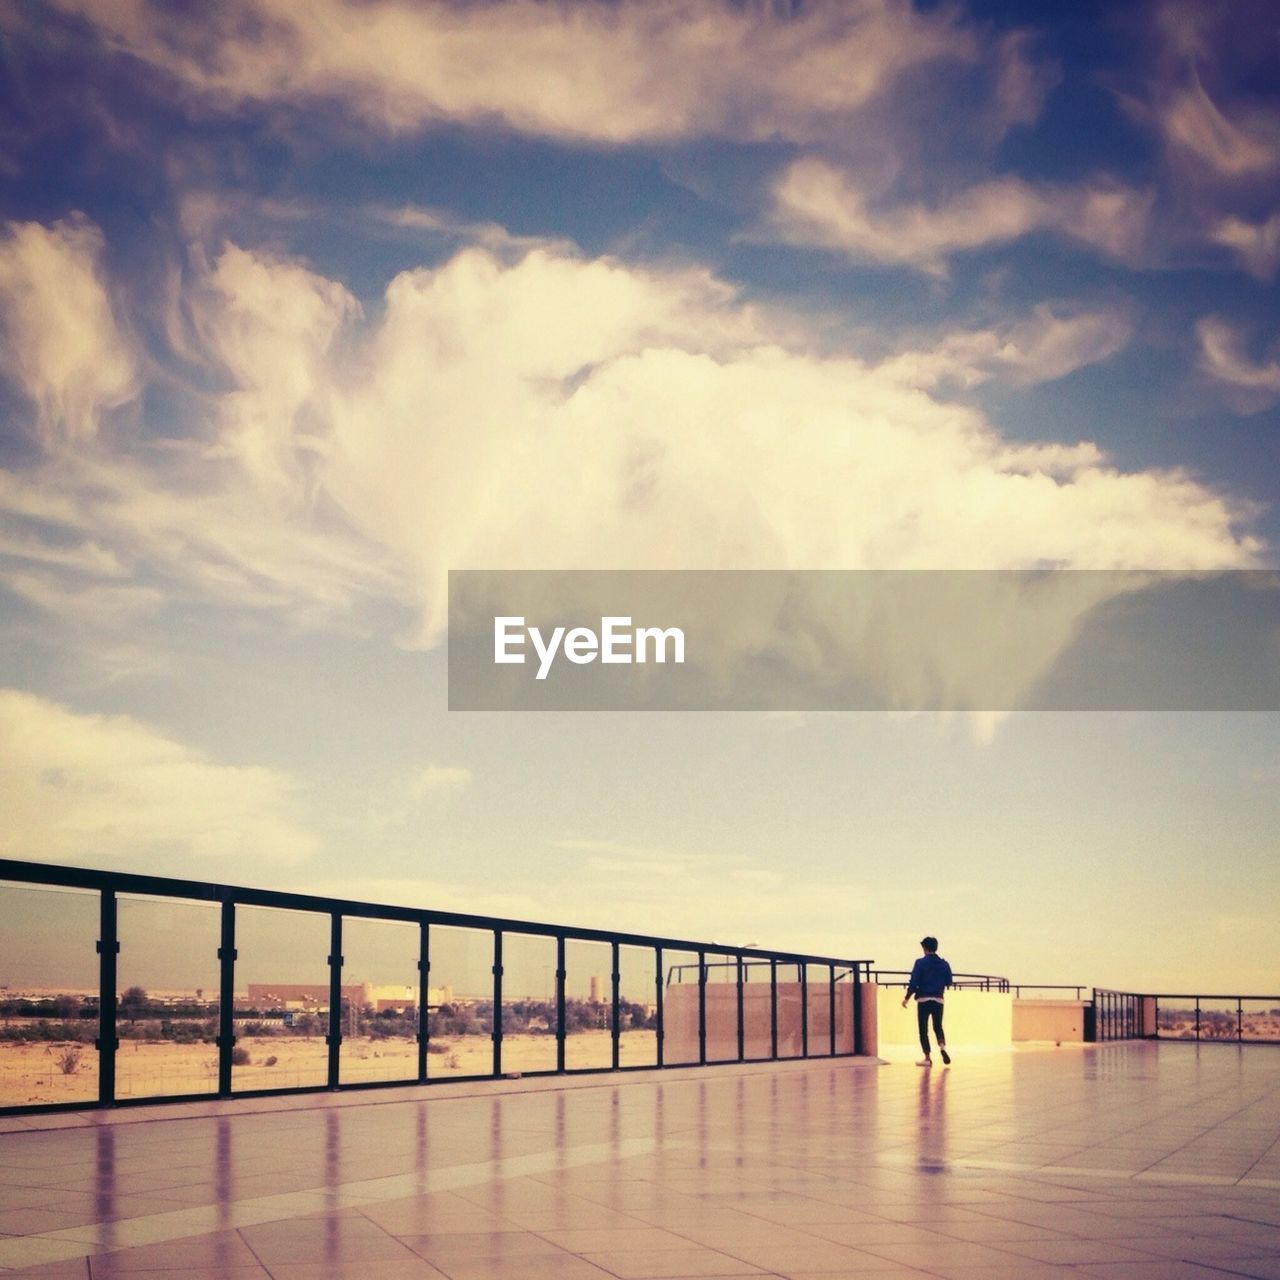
0, 0, 1277, 994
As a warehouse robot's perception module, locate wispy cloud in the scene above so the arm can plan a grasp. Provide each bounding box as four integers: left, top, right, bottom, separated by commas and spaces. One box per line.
1211, 213, 1280, 281
768, 158, 1152, 275
1196, 316, 1280, 411
0, 215, 139, 447
53, 0, 973, 145
412, 764, 473, 796
0, 689, 317, 866
1160, 73, 1278, 178
877, 302, 1135, 388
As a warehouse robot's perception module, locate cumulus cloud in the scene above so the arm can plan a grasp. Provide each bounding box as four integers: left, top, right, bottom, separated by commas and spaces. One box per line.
1197, 316, 1280, 411
0, 229, 1261, 695
0, 689, 317, 865
0, 215, 139, 448
53, 0, 971, 145
768, 158, 1152, 275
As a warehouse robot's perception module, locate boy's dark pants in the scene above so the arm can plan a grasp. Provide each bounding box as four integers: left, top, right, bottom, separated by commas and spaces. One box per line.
917, 1000, 944, 1054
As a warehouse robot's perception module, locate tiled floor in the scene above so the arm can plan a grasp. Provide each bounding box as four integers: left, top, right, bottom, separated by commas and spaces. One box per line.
1, 1043, 1279, 1278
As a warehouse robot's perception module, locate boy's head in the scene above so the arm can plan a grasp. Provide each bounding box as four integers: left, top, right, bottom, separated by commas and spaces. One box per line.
920, 936, 938, 953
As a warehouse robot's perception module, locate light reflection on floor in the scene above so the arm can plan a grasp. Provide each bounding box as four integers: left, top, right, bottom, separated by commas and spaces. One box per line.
0, 1044, 1278, 1278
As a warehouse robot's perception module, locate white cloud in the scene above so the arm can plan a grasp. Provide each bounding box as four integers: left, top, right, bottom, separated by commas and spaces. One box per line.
0, 231, 1261, 716
878, 302, 1134, 389
0, 215, 139, 448
0, 689, 317, 865
1211, 212, 1280, 281
189, 243, 362, 496
1161, 74, 1278, 178
1196, 316, 1280, 411
768, 158, 1151, 275
55, 0, 972, 145
413, 764, 472, 796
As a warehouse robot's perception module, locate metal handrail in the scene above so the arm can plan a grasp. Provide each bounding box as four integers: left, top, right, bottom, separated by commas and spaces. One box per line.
0, 856, 876, 1117
871, 969, 1010, 992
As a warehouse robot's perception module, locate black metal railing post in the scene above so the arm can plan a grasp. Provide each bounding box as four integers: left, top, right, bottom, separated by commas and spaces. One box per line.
697, 949, 707, 1065
217, 898, 236, 1096
417, 921, 429, 1083
492, 929, 503, 1077
556, 936, 567, 1073
800, 963, 809, 1057
327, 913, 342, 1088
611, 942, 621, 1071
770, 958, 778, 1060
852, 963, 864, 1055
736, 954, 745, 1062
655, 946, 665, 1068
96, 889, 119, 1106
827, 963, 836, 1055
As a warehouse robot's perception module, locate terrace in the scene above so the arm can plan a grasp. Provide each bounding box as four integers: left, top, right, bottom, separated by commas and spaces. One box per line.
2, 1045, 1280, 1278
2, 859, 1279, 1277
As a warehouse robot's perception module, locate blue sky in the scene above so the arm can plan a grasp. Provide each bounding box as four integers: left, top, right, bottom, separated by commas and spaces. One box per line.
0, 0, 1277, 992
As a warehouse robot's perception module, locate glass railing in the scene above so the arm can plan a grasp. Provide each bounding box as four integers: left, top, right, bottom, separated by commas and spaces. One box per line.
0, 858, 872, 1115
1092, 990, 1280, 1045
1153, 995, 1280, 1044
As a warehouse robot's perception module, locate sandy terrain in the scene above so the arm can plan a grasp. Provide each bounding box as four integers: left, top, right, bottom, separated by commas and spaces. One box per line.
0, 1030, 661, 1107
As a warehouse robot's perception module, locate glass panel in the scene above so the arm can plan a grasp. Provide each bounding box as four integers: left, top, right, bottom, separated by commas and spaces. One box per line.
339, 917, 419, 1085
833, 968, 856, 1054
1241, 999, 1280, 1043
775, 962, 804, 1058
742, 959, 773, 1059
427, 925, 494, 1078
0, 882, 99, 1107
499, 933, 557, 1075
704, 953, 740, 1063
233, 906, 330, 1091
564, 939, 612, 1069
617, 946, 657, 1067
661, 948, 700, 1066
806, 963, 832, 1057
1156, 998, 1195, 1039
116, 895, 219, 1100
1197, 997, 1239, 1042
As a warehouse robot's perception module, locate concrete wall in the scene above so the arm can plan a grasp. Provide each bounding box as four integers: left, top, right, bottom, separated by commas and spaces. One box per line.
874, 986, 1013, 1052
1012, 999, 1087, 1043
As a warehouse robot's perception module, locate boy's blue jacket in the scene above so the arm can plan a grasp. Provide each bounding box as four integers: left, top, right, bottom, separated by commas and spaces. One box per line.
906, 953, 953, 999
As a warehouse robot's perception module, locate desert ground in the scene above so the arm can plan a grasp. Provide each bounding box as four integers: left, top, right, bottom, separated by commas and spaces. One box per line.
0, 1029, 664, 1107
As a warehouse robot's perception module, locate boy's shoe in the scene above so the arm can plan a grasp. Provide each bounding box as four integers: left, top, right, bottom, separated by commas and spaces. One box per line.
940, 1047, 951, 1065
916, 1057, 932, 1066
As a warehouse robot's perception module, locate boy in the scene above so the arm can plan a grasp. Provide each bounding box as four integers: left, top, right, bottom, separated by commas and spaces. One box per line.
901, 936, 952, 1065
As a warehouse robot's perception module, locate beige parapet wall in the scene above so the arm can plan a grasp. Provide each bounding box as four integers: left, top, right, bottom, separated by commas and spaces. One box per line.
871, 985, 1013, 1055
1011, 999, 1088, 1043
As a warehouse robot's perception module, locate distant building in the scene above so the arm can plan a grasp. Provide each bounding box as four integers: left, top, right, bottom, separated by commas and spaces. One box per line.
244, 982, 454, 1013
